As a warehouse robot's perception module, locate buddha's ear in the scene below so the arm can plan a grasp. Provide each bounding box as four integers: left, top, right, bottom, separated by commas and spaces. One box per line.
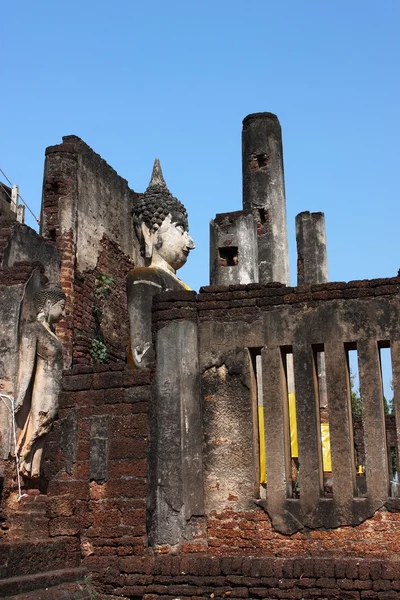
43, 298, 52, 318
141, 222, 154, 259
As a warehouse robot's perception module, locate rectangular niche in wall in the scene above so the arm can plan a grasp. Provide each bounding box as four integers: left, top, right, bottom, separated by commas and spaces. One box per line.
218, 246, 238, 266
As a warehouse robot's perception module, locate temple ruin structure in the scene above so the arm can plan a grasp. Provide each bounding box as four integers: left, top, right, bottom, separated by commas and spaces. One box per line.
0, 114, 399, 599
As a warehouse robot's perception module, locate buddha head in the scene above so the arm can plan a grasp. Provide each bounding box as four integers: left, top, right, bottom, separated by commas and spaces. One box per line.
133, 159, 195, 273
36, 286, 66, 325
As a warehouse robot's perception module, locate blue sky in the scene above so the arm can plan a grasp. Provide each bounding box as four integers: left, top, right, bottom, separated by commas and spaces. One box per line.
2, 1, 399, 292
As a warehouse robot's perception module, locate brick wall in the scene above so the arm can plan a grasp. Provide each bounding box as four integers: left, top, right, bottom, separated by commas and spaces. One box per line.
0, 260, 44, 286
6, 349, 396, 587
0, 365, 151, 598
205, 509, 400, 557
45, 367, 150, 552
2, 263, 400, 597
41, 143, 78, 365
40, 136, 139, 367
72, 236, 134, 365
82, 554, 400, 599
153, 278, 400, 329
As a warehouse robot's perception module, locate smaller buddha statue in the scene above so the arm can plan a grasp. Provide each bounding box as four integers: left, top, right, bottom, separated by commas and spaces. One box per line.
127, 159, 195, 368
14, 286, 66, 478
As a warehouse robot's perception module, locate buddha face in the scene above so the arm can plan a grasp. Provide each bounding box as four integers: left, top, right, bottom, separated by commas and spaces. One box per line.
154, 213, 195, 271
48, 299, 66, 324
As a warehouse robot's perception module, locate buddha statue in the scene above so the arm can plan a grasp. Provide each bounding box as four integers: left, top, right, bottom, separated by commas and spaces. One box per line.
127, 159, 195, 368
14, 285, 66, 478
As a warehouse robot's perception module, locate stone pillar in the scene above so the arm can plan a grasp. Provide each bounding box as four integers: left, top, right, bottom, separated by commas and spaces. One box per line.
210, 211, 258, 285
242, 112, 290, 285
296, 211, 328, 286
148, 319, 203, 546
296, 211, 329, 431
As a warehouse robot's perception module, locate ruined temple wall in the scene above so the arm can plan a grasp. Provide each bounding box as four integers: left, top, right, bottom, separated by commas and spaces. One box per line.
0, 139, 147, 597
2, 275, 400, 597
18, 354, 400, 598
0, 204, 149, 594
40, 136, 141, 367
151, 276, 400, 559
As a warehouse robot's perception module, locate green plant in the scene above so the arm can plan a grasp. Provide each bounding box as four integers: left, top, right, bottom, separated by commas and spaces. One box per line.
90, 337, 107, 363
351, 370, 394, 417
92, 305, 103, 320
84, 573, 101, 599
94, 273, 114, 298
384, 379, 394, 415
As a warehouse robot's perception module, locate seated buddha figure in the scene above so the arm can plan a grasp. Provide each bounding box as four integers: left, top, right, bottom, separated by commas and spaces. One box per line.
127, 159, 195, 368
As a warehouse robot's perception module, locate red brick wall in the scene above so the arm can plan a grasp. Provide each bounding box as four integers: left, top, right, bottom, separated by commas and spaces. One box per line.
205, 509, 400, 557
0, 365, 151, 598
72, 236, 134, 366
153, 278, 400, 328
83, 554, 400, 599
0, 260, 44, 286
40, 144, 78, 366
43, 367, 151, 553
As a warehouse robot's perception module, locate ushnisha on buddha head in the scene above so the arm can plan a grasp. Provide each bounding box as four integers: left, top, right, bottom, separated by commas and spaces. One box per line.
132, 159, 195, 274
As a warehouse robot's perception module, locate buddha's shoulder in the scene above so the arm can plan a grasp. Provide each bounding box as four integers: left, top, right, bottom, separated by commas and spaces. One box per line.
127, 267, 164, 287
127, 267, 184, 291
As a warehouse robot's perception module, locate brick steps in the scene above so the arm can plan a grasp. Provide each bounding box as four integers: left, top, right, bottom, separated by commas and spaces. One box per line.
0, 567, 89, 599
0, 538, 80, 579
4, 494, 50, 541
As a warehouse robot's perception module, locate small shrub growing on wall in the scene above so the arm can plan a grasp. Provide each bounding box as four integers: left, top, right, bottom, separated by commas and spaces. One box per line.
90, 337, 107, 363
94, 273, 114, 298
89, 272, 115, 363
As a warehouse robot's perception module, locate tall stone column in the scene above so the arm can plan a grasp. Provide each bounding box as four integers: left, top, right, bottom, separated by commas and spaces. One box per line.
242, 113, 290, 285
296, 211, 328, 286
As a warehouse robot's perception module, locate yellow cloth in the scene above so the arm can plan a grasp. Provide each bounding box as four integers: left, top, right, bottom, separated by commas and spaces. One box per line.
289, 393, 332, 471
289, 392, 298, 457
259, 392, 332, 483
177, 278, 191, 290
320, 422, 332, 472
258, 405, 266, 484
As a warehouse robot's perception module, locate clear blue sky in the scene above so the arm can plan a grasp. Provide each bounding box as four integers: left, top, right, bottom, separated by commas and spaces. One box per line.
2, 1, 399, 292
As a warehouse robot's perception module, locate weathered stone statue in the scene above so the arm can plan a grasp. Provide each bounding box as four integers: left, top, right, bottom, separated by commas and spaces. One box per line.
127, 159, 195, 368
14, 286, 66, 478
